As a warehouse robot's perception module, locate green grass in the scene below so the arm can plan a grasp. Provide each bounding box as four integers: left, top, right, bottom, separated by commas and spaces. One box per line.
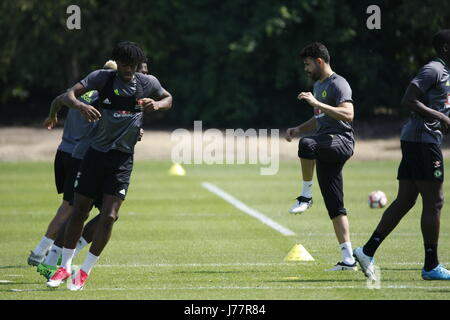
1, 160, 450, 300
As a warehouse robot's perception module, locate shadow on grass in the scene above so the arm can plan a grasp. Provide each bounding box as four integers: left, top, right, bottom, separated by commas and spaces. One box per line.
0, 281, 47, 286
381, 268, 419, 271
269, 279, 363, 284
173, 270, 245, 275
0, 288, 54, 293
0, 265, 29, 269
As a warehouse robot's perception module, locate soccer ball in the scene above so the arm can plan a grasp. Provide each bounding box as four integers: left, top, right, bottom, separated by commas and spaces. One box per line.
368, 190, 387, 209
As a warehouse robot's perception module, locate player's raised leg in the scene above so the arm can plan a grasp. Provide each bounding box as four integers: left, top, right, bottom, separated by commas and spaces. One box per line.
289, 137, 318, 214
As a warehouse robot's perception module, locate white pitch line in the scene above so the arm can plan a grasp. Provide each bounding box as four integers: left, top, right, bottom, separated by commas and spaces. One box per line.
201, 182, 295, 236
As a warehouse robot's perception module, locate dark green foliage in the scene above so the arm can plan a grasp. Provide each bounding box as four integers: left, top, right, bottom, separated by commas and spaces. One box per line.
0, 0, 449, 127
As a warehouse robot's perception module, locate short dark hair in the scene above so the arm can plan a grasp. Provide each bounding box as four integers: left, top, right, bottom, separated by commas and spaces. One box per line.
432, 30, 450, 55
112, 41, 146, 66
300, 42, 330, 63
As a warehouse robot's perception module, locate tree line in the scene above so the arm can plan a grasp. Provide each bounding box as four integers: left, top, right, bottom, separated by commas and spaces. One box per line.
0, 0, 448, 129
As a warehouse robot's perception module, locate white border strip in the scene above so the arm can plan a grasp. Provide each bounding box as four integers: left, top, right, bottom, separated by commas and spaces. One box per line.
201, 182, 295, 236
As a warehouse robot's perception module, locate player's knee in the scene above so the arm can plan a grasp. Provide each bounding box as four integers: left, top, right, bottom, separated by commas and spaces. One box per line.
404, 198, 417, 212
434, 196, 444, 212
423, 197, 444, 215
102, 211, 119, 225
72, 203, 91, 221
298, 138, 316, 159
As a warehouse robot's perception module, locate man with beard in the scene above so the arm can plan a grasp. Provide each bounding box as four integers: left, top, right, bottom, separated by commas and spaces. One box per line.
286, 42, 356, 271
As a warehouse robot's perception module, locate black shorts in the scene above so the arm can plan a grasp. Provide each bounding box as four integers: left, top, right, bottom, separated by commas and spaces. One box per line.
397, 141, 444, 182
66, 157, 103, 209
54, 150, 73, 195
298, 133, 354, 163
74, 147, 134, 200
298, 134, 354, 219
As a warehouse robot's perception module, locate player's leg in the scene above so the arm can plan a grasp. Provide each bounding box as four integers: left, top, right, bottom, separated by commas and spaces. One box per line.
417, 180, 442, 268
289, 137, 318, 213
37, 156, 83, 275
89, 195, 122, 256
69, 150, 132, 290
68, 195, 122, 291
315, 159, 356, 271
301, 157, 315, 195
353, 179, 419, 279
46, 192, 94, 288
37, 221, 67, 280
28, 151, 73, 266
362, 179, 419, 257
39, 209, 101, 281
27, 201, 72, 266
75, 213, 101, 256
355, 141, 425, 279
47, 148, 102, 288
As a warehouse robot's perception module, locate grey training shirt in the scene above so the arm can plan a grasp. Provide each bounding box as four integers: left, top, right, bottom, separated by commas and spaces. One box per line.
312, 73, 354, 143
79, 69, 164, 154
71, 90, 99, 160
400, 59, 450, 145
57, 92, 98, 154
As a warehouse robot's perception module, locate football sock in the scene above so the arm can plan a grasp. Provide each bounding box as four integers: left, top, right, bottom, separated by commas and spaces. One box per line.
301, 180, 313, 198
362, 231, 385, 257
61, 248, 76, 274
340, 242, 355, 265
33, 236, 54, 256
423, 243, 439, 272
44, 245, 62, 266
74, 237, 89, 258
81, 251, 99, 275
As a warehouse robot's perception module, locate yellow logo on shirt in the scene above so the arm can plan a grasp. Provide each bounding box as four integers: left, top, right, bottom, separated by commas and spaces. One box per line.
321, 90, 327, 98
446, 80, 450, 86
114, 89, 120, 95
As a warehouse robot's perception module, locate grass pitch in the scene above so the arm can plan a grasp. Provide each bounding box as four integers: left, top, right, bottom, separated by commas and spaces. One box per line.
1, 160, 450, 300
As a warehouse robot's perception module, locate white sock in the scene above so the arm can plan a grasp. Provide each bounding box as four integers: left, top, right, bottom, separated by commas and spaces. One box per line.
74, 237, 89, 258
81, 252, 99, 275
301, 180, 313, 198
61, 248, 76, 274
44, 245, 62, 266
340, 242, 355, 265
33, 236, 54, 256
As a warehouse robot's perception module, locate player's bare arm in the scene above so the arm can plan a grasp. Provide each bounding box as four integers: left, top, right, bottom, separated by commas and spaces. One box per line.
139, 88, 173, 112
43, 93, 66, 130
63, 82, 101, 122
285, 116, 317, 142
402, 83, 450, 133
298, 92, 354, 122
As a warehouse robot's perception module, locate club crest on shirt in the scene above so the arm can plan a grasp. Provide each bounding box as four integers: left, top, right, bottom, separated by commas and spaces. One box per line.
434, 169, 443, 178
